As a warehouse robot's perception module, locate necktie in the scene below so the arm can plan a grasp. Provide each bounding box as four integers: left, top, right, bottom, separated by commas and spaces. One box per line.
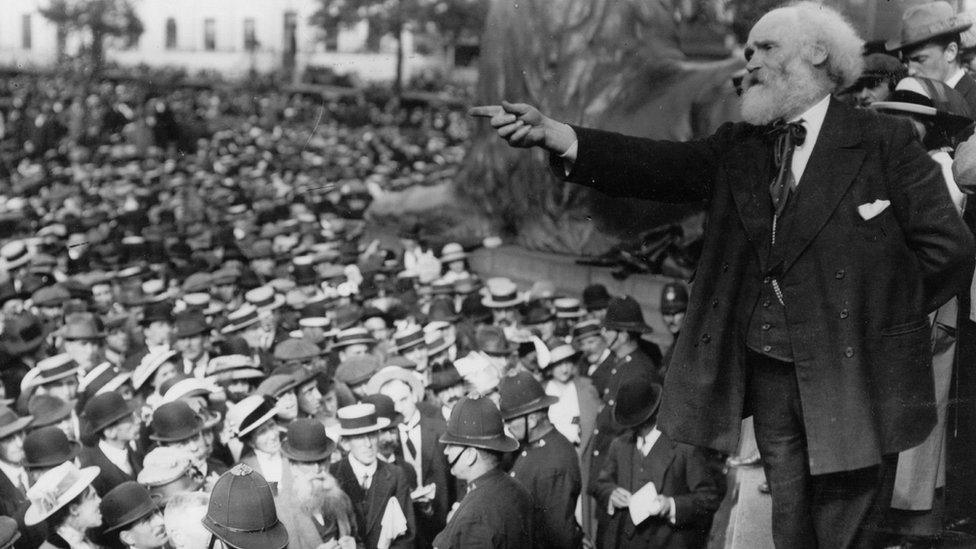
768, 119, 807, 218
400, 423, 418, 461
361, 474, 370, 490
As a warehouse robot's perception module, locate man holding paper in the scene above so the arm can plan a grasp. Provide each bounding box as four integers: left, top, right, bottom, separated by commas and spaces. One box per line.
591, 378, 721, 548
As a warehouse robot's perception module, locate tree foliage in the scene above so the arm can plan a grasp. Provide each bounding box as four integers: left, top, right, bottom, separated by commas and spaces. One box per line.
39, 0, 144, 69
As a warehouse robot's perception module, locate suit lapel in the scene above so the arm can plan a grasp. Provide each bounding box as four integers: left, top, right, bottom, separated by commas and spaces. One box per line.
420, 418, 435, 480
646, 433, 677, 491
727, 129, 775, 268
776, 98, 865, 275
365, 463, 393, 534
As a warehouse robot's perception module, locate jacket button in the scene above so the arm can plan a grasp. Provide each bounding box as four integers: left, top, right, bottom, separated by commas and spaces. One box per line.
763, 276, 771, 284
844, 347, 854, 358
712, 300, 719, 308
762, 345, 772, 353
840, 309, 849, 319
603, 388, 609, 395
761, 323, 771, 330
593, 450, 600, 457
722, 262, 729, 272
611, 369, 617, 375
593, 429, 599, 435
835, 269, 845, 279
701, 334, 711, 343
608, 399, 615, 406
762, 300, 771, 308
510, 472, 516, 477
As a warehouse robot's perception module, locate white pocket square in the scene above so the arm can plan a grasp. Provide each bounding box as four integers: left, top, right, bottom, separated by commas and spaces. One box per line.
857, 200, 890, 221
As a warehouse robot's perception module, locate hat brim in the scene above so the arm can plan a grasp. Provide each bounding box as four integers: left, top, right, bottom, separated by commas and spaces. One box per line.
337, 417, 392, 436
203, 516, 289, 549
24, 439, 81, 469
332, 337, 377, 349
481, 296, 524, 308
602, 321, 654, 334
87, 397, 141, 436
149, 415, 204, 442
0, 415, 34, 439
104, 497, 159, 532
887, 21, 974, 52
364, 368, 425, 400
24, 465, 100, 526
501, 394, 560, 420
438, 431, 520, 453
613, 392, 662, 429
235, 408, 280, 439
280, 437, 337, 462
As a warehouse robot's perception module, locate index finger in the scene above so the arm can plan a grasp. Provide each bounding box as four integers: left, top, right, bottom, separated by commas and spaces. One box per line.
469, 105, 505, 118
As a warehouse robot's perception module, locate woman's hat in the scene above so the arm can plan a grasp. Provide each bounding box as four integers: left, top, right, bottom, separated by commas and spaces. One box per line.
871, 77, 974, 135
23, 426, 80, 469
82, 392, 140, 436
219, 304, 262, 335
612, 377, 663, 429
602, 296, 653, 333
498, 370, 559, 420
24, 462, 100, 526
281, 418, 336, 462
481, 277, 525, 308
132, 349, 179, 391
438, 395, 519, 452
227, 395, 280, 439
203, 465, 289, 549
888, 1, 972, 52
0, 406, 33, 439
428, 361, 464, 392
392, 325, 426, 354
137, 446, 194, 487
100, 481, 159, 532
364, 366, 425, 401
331, 327, 377, 350
545, 343, 581, 369
439, 242, 467, 263
149, 401, 204, 442
336, 403, 391, 436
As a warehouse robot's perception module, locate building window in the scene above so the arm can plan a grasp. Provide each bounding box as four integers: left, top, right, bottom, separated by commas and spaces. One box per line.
204, 18, 216, 51
244, 18, 257, 51
165, 18, 177, 50
22, 14, 31, 50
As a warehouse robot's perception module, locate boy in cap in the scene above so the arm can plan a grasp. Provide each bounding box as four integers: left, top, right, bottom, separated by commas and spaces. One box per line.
434, 395, 536, 548
332, 403, 415, 549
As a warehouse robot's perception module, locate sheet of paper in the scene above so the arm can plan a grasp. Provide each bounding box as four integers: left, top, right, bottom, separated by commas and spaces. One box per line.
628, 482, 661, 525
410, 483, 436, 501
377, 497, 408, 549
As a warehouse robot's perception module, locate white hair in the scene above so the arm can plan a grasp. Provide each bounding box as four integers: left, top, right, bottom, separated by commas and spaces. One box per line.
785, 1, 865, 91
163, 491, 211, 549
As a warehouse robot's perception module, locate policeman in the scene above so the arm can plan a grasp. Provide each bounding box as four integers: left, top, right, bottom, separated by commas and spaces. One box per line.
202, 464, 289, 549
659, 281, 689, 370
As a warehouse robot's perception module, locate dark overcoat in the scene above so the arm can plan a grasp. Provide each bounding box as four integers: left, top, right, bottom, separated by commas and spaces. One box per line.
560, 98, 976, 474
331, 457, 415, 549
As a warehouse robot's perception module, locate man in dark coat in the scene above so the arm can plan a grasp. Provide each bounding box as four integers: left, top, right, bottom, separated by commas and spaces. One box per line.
433, 396, 536, 549
472, 3, 976, 546
331, 402, 415, 549
499, 371, 583, 549
78, 392, 143, 496
591, 378, 722, 549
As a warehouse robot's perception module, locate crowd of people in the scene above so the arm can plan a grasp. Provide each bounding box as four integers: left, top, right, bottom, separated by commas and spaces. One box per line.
2, 1, 976, 549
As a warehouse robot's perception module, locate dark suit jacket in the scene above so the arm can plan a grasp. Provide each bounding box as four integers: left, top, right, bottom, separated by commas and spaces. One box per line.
331, 457, 415, 549
432, 468, 536, 549
954, 72, 976, 116
78, 443, 142, 496
511, 429, 583, 549
590, 431, 723, 549
561, 98, 975, 474
408, 414, 454, 549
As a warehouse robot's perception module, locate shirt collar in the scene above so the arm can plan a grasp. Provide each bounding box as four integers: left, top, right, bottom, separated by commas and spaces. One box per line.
947, 68, 967, 89
0, 459, 24, 484
57, 525, 90, 547
348, 455, 377, 479
399, 410, 420, 431
98, 440, 130, 468
789, 94, 831, 147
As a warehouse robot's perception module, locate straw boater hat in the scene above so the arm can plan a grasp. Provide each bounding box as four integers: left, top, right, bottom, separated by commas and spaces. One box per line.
392, 324, 426, 354
23, 354, 79, 391
481, 277, 525, 308
439, 242, 467, 263
571, 319, 603, 343
1, 240, 30, 271
206, 354, 265, 383
332, 327, 376, 350
364, 366, 425, 400
554, 297, 586, 319
336, 403, 391, 437
245, 286, 285, 311
24, 462, 101, 526
888, 1, 972, 52
219, 304, 261, 335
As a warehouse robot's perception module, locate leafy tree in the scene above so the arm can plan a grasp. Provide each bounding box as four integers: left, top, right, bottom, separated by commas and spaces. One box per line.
39, 0, 144, 70
312, 0, 487, 92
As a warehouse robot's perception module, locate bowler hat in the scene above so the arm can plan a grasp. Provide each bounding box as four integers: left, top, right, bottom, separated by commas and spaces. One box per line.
22, 426, 81, 469
428, 361, 463, 392
439, 395, 519, 452
101, 481, 159, 532
61, 312, 106, 340
499, 370, 559, 420
603, 296, 653, 333
27, 394, 73, 429
174, 312, 209, 339
82, 392, 140, 436
888, 1, 972, 52
521, 301, 554, 325
203, 464, 289, 549
150, 400, 204, 442
660, 281, 689, 315
612, 377, 663, 428
0, 516, 19, 549
582, 283, 611, 310
281, 418, 336, 462
459, 295, 491, 323
0, 406, 32, 440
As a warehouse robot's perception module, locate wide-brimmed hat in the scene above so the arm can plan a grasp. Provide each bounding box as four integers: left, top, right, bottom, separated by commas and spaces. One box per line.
571, 319, 603, 342
335, 355, 383, 387
336, 403, 391, 436
61, 312, 107, 340
332, 327, 376, 349
554, 297, 586, 319
888, 1, 972, 52
149, 400, 204, 442
137, 446, 194, 487
439, 242, 467, 263
82, 392, 140, 435
159, 376, 215, 404
1, 240, 30, 271
245, 286, 285, 311
203, 465, 289, 549
499, 370, 559, 420
439, 395, 519, 452
227, 395, 280, 439
603, 296, 653, 333
481, 277, 525, 308
364, 366, 425, 400
0, 406, 33, 439
843, 53, 907, 94
281, 418, 336, 462
660, 281, 690, 315
871, 77, 974, 134
132, 349, 179, 391
23, 426, 81, 469
392, 325, 426, 353
27, 394, 73, 429
101, 481, 159, 532
453, 352, 501, 394
219, 304, 261, 335
475, 325, 515, 356
612, 377, 663, 429
545, 343, 581, 370
25, 462, 100, 526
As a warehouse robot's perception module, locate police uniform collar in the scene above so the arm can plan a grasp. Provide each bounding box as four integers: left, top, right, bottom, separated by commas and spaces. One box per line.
466, 467, 504, 493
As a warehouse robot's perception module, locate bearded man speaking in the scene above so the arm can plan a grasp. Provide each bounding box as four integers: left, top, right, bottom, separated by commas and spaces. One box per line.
471, 2, 975, 547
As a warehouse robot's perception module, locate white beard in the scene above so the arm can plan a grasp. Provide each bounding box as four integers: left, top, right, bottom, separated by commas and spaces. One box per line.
741, 58, 827, 125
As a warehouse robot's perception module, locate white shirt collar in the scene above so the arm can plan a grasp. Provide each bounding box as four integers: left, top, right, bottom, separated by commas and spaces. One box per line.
348, 455, 378, 480
0, 459, 26, 488
57, 524, 93, 548
98, 440, 132, 474
253, 448, 283, 483
947, 67, 967, 89
788, 94, 831, 184
637, 427, 662, 457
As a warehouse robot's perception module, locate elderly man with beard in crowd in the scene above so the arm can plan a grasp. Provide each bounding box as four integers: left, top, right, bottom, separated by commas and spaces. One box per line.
276, 418, 357, 549
472, 2, 976, 546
